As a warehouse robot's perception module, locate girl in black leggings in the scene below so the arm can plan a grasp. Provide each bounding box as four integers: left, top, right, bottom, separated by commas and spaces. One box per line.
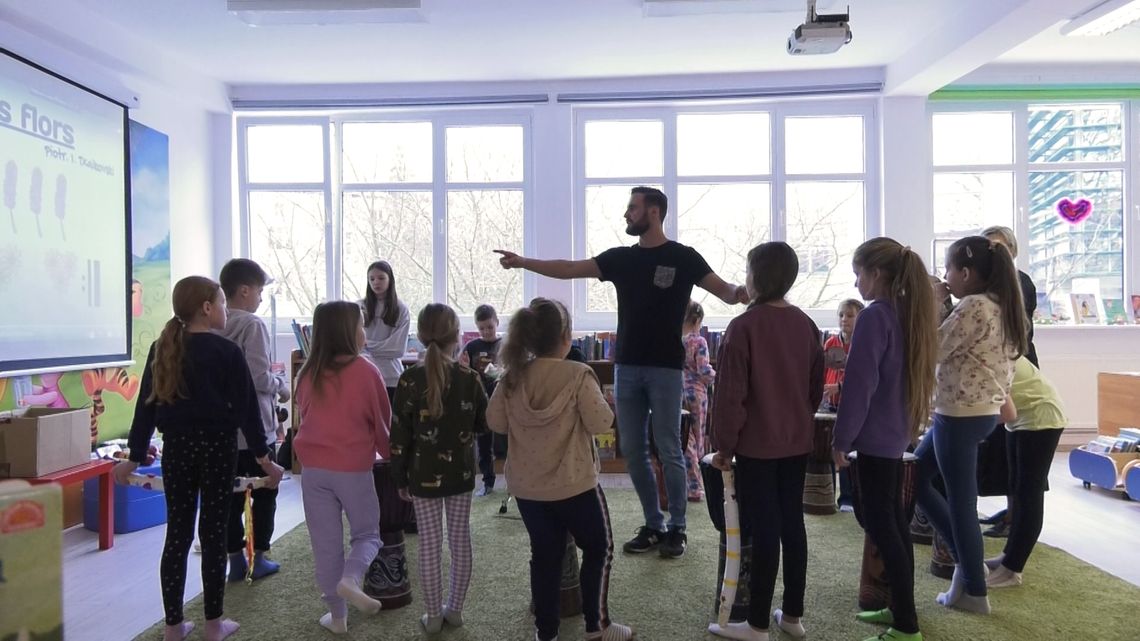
986, 356, 1066, 588
114, 276, 284, 641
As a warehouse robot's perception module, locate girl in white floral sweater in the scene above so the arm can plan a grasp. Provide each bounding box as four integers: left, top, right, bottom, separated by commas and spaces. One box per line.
916, 235, 1028, 616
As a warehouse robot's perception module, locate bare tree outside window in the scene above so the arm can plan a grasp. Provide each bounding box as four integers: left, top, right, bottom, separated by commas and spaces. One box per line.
785, 181, 864, 309
249, 191, 326, 318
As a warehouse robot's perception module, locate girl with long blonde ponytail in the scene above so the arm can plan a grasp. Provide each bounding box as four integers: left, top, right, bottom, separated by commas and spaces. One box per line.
832, 237, 938, 641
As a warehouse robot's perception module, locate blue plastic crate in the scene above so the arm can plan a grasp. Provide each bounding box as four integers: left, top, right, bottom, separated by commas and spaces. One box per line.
1126, 461, 1140, 501
83, 463, 167, 534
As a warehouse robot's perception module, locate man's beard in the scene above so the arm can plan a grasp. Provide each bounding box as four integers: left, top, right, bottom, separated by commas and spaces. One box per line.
625, 219, 650, 236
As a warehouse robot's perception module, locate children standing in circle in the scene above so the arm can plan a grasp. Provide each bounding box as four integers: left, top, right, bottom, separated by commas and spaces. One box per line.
709, 242, 824, 641
216, 258, 290, 582
460, 304, 505, 496
360, 260, 411, 400
114, 276, 285, 641
917, 235, 1027, 614
832, 239, 938, 641
487, 298, 635, 641
681, 301, 716, 502
824, 299, 865, 513
293, 301, 392, 635
391, 303, 489, 634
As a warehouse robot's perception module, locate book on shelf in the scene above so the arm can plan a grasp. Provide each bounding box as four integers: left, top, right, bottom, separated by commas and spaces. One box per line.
594, 432, 617, 460
572, 332, 617, 361
1104, 298, 1127, 325
1071, 293, 1100, 325
291, 319, 312, 358
1088, 434, 1139, 454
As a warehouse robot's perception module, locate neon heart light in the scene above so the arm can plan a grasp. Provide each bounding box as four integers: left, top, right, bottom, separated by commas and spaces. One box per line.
1056, 198, 1093, 224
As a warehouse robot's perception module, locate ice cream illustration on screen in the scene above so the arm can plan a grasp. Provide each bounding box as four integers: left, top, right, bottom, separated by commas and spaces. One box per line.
29, 167, 43, 237
3, 160, 16, 233
55, 174, 67, 240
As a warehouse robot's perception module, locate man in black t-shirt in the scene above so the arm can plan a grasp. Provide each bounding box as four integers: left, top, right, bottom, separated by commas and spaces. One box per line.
495, 186, 747, 559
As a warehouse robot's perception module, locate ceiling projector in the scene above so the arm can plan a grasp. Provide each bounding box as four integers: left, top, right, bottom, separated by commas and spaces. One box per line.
787, 0, 852, 55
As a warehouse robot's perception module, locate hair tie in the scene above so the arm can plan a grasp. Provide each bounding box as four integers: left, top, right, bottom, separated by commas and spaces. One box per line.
965, 246, 974, 259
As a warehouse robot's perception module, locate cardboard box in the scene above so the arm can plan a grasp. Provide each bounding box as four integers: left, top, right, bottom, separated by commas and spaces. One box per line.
0, 480, 64, 640
0, 408, 90, 478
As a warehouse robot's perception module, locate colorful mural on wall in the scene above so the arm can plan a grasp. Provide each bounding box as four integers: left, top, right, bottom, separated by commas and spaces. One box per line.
0, 120, 170, 443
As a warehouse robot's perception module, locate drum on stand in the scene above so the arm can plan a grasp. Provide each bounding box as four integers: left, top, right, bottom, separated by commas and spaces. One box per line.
803, 413, 837, 515
700, 454, 751, 623
364, 461, 414, 609
848, 452, 919, 612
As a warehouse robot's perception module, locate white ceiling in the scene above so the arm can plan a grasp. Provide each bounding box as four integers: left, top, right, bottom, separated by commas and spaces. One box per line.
998, 20, 1140, 64
11, 0, 961, 85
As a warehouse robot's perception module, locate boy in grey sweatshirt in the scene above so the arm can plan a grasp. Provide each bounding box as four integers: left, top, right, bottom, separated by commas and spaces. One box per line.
218, 258, 290, 581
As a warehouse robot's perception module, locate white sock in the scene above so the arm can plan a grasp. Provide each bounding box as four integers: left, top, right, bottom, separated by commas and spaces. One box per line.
708, 621, 769, 641
336, 577, 381, 614
936, 564, 965, 606
421, 613, 443, 634
986, 564, 1023, 588
953, 593, 992, 615
318, 613, 347, 634
774, 609, 805, 638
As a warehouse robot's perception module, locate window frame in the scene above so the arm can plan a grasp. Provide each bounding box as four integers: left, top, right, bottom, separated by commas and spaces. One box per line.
237, 109, 535, 321
929, 100, 1135, 324
572, 99, 878, 329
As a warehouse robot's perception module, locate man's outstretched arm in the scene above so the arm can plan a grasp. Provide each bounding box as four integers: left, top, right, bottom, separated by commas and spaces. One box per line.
495, 249, 601, 280
699, 272, 749, 306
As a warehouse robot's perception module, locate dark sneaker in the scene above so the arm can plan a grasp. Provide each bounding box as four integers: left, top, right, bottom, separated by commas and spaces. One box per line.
622, 526, 664, 554
659, 527, 687, 558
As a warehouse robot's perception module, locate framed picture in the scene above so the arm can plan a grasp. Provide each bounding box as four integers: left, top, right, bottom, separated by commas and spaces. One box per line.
1071, 293, 1100, 325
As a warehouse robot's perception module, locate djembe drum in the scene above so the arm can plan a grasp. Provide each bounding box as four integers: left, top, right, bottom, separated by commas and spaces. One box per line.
364, 460, 414, 609
700, 453, 751, 623
929, 530, 955, 579
910, 504, 933, 545
803, 413, 837, 515
848, 452, 919, 611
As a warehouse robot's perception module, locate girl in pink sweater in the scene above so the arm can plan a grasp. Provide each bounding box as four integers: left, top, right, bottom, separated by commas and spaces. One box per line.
294, 301, 392, 635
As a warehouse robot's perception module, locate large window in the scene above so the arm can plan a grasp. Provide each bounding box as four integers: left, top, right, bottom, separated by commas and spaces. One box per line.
576, 105, 871, 319
241, 116, 530, 319
932, 103, 1128, 324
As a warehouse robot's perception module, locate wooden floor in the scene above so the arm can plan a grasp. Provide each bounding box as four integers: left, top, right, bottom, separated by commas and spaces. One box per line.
59, 453, 1140, 641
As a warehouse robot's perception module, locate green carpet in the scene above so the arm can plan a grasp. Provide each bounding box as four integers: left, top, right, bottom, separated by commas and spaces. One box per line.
135, 490, 1137, 641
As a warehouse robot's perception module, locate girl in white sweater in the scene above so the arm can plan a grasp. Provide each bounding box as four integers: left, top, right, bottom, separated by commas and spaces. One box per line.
359, 260, 410, 400
916, 235, 1029, 615
487, 298, 634, 641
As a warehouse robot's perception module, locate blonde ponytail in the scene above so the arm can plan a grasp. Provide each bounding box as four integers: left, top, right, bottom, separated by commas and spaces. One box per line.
416, 303, 460, 419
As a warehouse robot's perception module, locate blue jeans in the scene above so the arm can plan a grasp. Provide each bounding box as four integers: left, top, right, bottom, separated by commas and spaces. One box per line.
614, 364, 686, 531
915, 413, 997, 596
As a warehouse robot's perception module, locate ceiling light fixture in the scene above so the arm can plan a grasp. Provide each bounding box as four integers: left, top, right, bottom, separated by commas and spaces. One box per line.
1061, 0, 1140, 36
227, 0, 423, 26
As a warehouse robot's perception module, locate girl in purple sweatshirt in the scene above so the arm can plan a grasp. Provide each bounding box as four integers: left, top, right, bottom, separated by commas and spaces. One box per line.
832, 238, 938, 641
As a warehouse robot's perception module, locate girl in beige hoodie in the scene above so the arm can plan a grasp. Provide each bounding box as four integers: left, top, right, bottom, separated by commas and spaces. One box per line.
487, 298, 634, 641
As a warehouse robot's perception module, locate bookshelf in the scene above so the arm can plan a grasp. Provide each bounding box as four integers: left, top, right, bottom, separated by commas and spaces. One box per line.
1069, 372, 1140, 492
1097, 372, 1140, 437
289, 349, 305, 473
